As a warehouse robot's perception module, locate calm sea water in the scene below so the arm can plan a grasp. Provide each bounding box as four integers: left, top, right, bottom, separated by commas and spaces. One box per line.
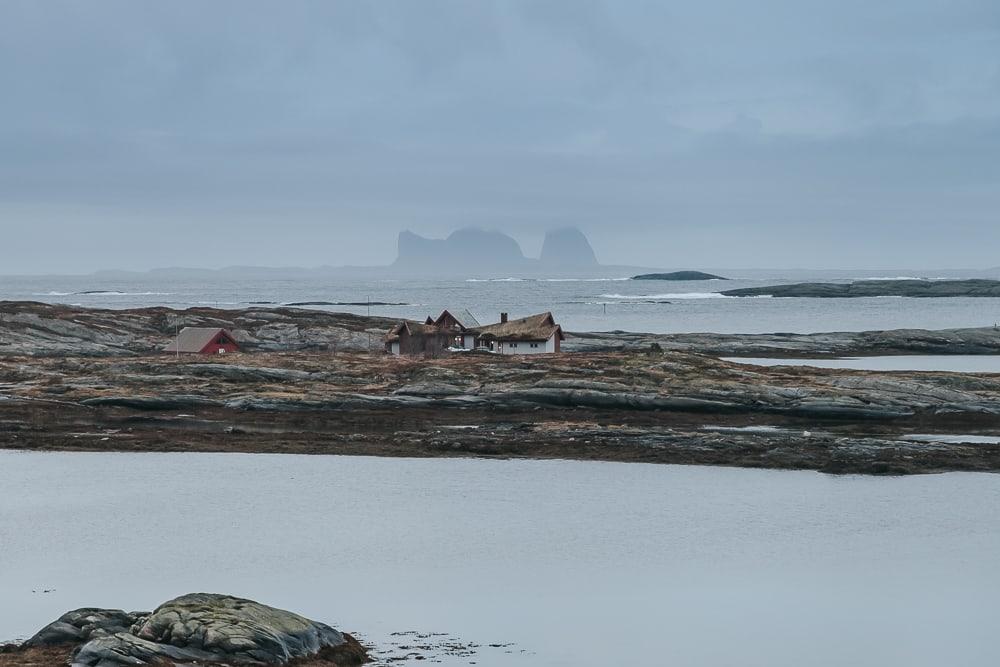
3, 272, 1000, 334
1, 451, 997, 666
725, 355, 1000, 373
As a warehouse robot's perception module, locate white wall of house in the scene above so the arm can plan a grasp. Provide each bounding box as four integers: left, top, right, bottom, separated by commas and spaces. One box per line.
390, 342, 400, 355
463, 334, 476, 349
545, 333, 557, 353
497, 338, 552, 355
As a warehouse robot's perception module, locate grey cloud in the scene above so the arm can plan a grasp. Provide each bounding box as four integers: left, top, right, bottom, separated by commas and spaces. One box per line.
0, 0, 998, 273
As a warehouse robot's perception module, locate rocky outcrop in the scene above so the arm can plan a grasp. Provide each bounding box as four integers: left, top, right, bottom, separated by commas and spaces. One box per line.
9, 301, 1000, 360
564, 326, 1000, 356
0, 302, 396, 357
17, 593, 367, 667
3, 345, 1000, 474
632, 271, 728, 281
539, 228, 598, 266
721, 278, 1000, 298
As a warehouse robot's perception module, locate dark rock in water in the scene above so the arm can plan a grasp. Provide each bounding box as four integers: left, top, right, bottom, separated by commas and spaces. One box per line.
722, 279, 1000, 298
20, 593, 365, 666
539, 228, 599, 266
632, 271, 728, 281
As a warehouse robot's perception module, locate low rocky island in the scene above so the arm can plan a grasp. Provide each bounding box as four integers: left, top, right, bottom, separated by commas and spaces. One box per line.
721, 278, 1000, 298
0, 593, 369, 666
632, 271, 728, 281
2, 302, 1000, 474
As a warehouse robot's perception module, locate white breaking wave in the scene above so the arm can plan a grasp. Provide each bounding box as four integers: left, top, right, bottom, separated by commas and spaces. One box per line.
540, 277, 631, 282
599, 292, 731, 300
465, 278, 527, 282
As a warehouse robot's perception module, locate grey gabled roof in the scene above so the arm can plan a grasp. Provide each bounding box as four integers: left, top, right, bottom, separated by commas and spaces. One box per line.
451, 309, 480, 329
435, 309, 480, 330
164, 327, 235, 353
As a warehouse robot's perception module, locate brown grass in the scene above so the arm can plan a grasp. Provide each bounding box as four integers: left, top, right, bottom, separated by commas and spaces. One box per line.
0, 635, 370, 667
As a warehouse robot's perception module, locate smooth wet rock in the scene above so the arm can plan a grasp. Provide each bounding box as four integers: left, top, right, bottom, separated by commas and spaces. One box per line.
26, 609, 147, 648
25, 594, 351, 666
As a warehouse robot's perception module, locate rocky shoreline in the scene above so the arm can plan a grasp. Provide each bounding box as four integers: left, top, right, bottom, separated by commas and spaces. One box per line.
2, 348, 1000, 475
567, 325, 1000, 356
5, 300, 1000, 359
2, 301, 1000, 475
720, 278, 1000, 298
0, 593, 368, 667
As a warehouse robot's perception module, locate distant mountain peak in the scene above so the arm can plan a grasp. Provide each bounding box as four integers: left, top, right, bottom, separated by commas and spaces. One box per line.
540, 227, 598, 266
394, 227, 527, 270
392, 226, 603, 275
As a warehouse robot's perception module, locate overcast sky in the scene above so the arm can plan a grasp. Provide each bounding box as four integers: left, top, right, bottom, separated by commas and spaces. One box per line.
1, 0, 999, 273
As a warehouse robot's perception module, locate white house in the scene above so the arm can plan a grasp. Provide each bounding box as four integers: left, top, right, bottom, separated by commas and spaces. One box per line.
386, 309, 564, 355
474, 312, 564, 355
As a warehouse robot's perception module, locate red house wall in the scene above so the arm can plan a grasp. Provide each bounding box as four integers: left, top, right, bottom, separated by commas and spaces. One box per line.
199, 338, 239, 354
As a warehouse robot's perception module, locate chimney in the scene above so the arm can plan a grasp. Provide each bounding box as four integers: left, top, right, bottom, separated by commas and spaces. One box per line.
500, 312, 508, 323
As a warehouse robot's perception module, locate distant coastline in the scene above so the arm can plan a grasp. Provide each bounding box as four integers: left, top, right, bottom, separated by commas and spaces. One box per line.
632, 271, 728, 281
722, 278, 1000, 298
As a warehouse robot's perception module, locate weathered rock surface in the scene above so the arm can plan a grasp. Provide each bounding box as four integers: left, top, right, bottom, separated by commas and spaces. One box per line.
24, 609, 142, 648
565, 326, 1000, 356
721, 278, 1000, 298
0, 302, 395, 357
3, 346, 1000, 474
4, 303, 1000, 475
18, 593, 364, 667
6, 300, 1000, 361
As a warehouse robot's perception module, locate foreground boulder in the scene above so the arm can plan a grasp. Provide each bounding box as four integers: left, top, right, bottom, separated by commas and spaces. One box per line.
8, 593, 368, 666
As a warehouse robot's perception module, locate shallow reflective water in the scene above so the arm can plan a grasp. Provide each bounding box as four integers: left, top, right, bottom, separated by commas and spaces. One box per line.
724, 354, 1000, 373
1, 451, 998, 666
903, 434, 1000, 444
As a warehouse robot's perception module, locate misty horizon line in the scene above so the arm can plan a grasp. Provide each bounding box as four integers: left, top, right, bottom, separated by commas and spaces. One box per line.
4, 226, 1000, 278
5, 264, 1000, 279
